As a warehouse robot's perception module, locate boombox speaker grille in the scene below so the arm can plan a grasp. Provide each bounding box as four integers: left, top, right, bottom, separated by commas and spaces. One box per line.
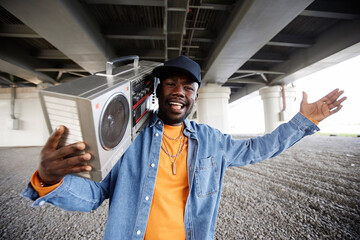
43, 95, 83, 145
100, 93, 129, 150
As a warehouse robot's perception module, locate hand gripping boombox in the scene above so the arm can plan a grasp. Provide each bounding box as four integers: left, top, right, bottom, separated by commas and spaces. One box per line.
39, 56, 161, 182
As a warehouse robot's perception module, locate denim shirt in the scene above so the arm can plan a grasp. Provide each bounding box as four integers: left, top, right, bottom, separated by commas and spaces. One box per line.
22, 112, 319, 239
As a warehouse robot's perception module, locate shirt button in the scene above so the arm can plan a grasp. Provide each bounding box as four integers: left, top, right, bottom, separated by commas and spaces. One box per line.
145, 196, 149, 201
151, 163, 155, 168
155, 133, 159, 137
39, 200, 45, 206
137, 230, 141, 235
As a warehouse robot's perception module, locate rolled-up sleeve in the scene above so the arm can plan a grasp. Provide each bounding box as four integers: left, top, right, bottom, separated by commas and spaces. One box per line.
22, 174, 110, 212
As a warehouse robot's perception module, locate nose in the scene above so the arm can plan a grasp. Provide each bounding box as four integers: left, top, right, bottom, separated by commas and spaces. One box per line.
172, 83, 185, 97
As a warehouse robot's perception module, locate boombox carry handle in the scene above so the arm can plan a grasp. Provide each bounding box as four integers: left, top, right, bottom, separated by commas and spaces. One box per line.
106, 55, 139, 76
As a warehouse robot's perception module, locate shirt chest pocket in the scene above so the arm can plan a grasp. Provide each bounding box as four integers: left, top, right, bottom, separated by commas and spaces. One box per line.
194, 156, 219, 197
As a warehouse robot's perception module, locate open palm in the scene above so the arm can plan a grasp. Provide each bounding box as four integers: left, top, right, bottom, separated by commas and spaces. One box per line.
300, 89, 346, 122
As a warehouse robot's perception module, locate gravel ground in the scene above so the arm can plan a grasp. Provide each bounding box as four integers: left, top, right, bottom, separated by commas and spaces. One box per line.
0, 135, 359, 239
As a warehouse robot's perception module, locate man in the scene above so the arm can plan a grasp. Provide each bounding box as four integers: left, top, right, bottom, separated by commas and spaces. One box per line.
23, 56, 346, 239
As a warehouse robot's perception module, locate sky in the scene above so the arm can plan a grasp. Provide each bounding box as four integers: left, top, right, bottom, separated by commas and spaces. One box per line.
229, 54, 360, 135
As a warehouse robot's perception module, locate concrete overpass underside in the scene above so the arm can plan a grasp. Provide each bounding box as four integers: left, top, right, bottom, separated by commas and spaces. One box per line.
0, 0, 359, 139
1, 0, 359, 95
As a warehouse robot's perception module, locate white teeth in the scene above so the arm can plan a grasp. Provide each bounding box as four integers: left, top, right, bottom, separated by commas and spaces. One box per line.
169, 102, 183, 110
169, 102, 183, 106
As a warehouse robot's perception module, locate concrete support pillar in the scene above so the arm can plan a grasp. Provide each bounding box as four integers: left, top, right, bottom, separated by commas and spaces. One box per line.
197, 84, 231, 133
259, 85, 297, 133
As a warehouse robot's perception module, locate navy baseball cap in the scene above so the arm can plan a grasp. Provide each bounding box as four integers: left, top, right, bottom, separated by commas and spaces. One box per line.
152, 56, 201, 85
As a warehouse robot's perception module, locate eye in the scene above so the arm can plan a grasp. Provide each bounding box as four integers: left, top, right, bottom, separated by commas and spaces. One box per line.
184, 86, 194, 91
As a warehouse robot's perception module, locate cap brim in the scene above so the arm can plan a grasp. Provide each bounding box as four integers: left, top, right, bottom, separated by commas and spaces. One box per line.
152, 66, 200, 85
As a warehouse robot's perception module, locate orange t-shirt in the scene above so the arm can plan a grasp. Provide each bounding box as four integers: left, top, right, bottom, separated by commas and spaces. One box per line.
145, 124, 189, 239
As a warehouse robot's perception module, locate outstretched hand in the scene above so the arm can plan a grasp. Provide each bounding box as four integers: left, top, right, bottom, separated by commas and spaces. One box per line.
300, 88, 346, 122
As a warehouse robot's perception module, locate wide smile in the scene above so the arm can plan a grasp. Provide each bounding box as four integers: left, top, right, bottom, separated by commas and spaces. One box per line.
169, 101, 184, 109
167, 100, 187, 112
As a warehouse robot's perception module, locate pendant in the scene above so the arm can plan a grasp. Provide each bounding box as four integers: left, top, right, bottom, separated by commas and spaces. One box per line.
172, 162, 176, 175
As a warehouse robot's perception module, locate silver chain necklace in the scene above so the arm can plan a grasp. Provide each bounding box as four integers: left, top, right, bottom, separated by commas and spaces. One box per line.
162, 124, 183, 140
161, 126, 185, 175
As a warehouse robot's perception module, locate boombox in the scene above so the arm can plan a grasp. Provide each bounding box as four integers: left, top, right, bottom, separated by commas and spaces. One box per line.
39, 56, 161, 182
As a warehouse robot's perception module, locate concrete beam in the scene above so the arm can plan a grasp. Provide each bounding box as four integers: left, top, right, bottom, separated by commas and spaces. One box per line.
226, 78, 265, 84
300, 0, 360, 20
115, 49, 164, 60
35, 68, 88, 72
104, 27, 165, 40
167, 0, 190, 58
229, 83, 265, 103
270, 19, 360, 85
267, 34, 314, 48
230, 19, 360, 103
35, 48, 165, 61
202, 0, 314, 84
235, 70, 284, 75
83, 0, 230, 11
0, 24, 41, 38
0, 57, 54, 86
249, 52, 288, 63
83, 0, 165, 6
0, 39, 56, 85
36, 49, 69, 60
300, 10, 360, 20
1, 0, 116, 74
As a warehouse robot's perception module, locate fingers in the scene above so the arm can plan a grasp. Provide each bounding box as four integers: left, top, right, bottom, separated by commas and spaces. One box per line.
328, 89, 345, 104
325, 89, 346, 111
60, 153, 93, 174
64, 164, 93, 175
319, 88, 339, 103
328, 96, 347, 110
39, 151, 92, 183
57, 142, 86, 159
322, 89, 345, 104
330, 104, 343, 115
43, 141, 86, 161
43, 125, 66, 150
320, 89, 346, 118
64, 152, 92, 167
318, 89, 346, 109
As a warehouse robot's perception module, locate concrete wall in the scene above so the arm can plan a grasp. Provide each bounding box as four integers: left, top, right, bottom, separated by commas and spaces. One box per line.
0, 87, 49, 147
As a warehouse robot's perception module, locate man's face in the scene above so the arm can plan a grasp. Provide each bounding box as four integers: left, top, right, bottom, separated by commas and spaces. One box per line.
157, 73, 199, 126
